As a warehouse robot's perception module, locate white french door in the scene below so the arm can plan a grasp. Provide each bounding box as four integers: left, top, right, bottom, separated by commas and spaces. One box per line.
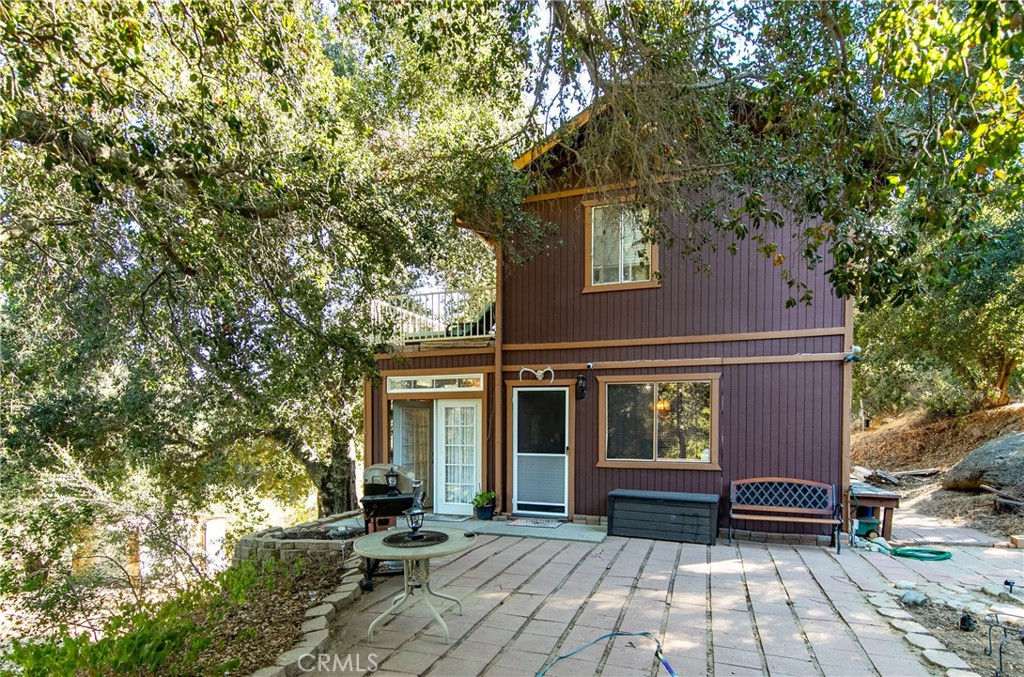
433, 399, 482, 515
512, 387, 569, 517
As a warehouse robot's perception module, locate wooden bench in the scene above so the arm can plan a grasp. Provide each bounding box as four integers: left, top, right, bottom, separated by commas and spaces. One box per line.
729, 477, 843, 553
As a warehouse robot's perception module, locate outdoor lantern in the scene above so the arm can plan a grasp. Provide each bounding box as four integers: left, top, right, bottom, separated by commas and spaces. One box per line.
656, 398, 671, 413
575, 373, 587, 400
403, 506, 425, 539
385, 466, 399, 494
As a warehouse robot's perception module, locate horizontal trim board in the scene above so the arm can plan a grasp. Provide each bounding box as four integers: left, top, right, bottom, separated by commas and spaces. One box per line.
523, 174, 682, 205
375, 347, 495, 360
503, 327, 845, 352
504, 353, 846, 373
582, 280, 661, 294
380, 366, 496, 377
385, 392, 482, 401
596, 460, 723, 471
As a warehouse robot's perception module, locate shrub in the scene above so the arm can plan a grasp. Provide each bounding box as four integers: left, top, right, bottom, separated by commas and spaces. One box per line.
4, 559, 278, 677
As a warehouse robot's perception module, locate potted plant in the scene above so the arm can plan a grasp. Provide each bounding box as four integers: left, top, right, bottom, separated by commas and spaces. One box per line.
472, 490, 496, 520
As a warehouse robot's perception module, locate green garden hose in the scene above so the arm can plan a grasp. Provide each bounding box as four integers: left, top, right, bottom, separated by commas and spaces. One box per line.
870, 537, 953, 561
851, 491, 952, 561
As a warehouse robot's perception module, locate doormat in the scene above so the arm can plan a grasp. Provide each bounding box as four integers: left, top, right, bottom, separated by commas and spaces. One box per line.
424, 514, 471, 523
508, 519, 563, 529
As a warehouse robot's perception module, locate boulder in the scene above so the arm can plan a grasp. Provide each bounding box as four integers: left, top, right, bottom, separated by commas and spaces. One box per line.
943, 432, 1024, 490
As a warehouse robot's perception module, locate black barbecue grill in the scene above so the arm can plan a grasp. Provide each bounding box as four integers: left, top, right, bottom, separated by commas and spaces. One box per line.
360, 464, 417, 531
358, 465, 419, 590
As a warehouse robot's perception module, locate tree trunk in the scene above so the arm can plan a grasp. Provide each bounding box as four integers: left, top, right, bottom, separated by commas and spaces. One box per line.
316, 425, 357, 517
984, 357, 1016, 407
271, 424, 357, 517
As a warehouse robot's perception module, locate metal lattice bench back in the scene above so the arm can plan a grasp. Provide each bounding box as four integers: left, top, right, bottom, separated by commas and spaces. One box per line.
729, 477, 842, 553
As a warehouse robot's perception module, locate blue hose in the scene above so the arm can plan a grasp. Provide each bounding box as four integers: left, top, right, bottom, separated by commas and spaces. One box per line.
535, 631, 676, 677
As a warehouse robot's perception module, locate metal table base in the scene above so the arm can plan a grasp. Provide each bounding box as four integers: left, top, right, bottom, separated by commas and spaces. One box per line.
368, 558, 462, 643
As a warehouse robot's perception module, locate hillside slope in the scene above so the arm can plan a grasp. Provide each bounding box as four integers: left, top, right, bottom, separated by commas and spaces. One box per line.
851, 403, 1024, 539
852, 403, 1024, 471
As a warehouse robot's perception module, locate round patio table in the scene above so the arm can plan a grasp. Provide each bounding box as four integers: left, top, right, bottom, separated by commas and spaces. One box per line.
353, 526, 477, 643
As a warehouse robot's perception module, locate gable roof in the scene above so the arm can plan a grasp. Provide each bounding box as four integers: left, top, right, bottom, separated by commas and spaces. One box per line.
512, 106, 596, 170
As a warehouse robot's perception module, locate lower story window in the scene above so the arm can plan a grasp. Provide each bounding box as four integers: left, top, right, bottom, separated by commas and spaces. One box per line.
599, 374, 719, 469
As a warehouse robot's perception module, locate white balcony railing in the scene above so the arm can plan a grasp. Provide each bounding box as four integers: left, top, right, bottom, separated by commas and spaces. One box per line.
371, 288, 495, 342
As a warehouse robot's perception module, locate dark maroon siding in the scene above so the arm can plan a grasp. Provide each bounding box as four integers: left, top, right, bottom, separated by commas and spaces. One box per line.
504, 194, 844, 345
571, 361, 843, 514
377, 353, 495, 372
370, 187, 848, 534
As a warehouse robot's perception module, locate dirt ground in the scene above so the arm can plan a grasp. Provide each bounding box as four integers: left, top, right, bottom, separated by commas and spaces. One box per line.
842, 405, 1024, 674
852, 403, 1024, 539
0, 553, 349, 676
900, 598, 1024, 677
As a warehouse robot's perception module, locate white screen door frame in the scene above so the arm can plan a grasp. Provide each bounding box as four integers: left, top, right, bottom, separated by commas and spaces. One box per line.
433, 399, 482, 515
512, 387, 570, 517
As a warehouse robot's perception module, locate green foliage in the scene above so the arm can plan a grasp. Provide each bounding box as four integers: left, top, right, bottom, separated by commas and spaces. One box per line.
0, 0, 536, 523
854, 209, 1024, 417
853, 353, 977, 420
471, 490, 495, 508
3, 558, 298, 677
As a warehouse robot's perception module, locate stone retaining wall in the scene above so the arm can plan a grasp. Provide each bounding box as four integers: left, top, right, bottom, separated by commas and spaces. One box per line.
248, 556, 364, 677
233, 510, 362, 565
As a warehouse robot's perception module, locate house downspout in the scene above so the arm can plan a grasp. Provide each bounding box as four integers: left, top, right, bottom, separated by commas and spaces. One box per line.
493, 241, 505, 515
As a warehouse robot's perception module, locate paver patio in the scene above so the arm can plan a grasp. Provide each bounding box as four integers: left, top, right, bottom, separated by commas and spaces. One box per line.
320, 532, 1023, 676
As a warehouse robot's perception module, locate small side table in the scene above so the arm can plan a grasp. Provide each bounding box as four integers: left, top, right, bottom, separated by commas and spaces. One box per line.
353, 526, 477, 643
850, 481, 901, 540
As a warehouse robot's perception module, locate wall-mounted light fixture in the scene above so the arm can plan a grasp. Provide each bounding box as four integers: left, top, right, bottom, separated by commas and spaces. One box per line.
575, 374, 587, 400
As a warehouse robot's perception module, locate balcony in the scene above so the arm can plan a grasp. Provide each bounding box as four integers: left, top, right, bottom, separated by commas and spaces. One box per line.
370, 288, 495, 346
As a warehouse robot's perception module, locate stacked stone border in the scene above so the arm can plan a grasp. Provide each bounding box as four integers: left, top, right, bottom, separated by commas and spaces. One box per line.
569, 514, 608, 526
235, 511, 365, 676
718, 527, 834, 547
233, 510, 363, 565
867, 580, 1023, 677
246, 554, 363, 677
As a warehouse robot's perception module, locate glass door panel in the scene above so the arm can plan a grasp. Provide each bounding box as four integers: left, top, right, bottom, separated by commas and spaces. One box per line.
390, 400, 433, 507
434, 399, 481, 515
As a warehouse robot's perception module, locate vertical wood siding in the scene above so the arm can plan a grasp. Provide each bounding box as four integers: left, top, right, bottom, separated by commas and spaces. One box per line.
562, 360, 844, 530
504, 194, 845, 345
371, 188, 847, 534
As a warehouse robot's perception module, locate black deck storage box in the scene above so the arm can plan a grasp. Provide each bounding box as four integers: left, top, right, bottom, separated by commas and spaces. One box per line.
607, 489, 719, 545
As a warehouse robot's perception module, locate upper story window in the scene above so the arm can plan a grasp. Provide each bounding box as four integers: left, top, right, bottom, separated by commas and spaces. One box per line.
583, 200, 660, 293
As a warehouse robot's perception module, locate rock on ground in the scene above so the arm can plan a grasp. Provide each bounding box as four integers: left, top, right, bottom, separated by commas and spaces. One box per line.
901, 591, 928, 606
943, 431, 1024, 490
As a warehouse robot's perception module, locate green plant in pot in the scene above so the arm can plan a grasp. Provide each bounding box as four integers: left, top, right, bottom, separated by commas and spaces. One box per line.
472, 490, 496, 520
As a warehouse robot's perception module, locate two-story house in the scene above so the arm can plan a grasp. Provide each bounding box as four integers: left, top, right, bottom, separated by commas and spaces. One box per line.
364, 117, 852, 537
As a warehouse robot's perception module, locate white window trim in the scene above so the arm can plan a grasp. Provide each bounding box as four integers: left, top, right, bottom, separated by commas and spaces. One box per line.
386, 373, 485, 394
